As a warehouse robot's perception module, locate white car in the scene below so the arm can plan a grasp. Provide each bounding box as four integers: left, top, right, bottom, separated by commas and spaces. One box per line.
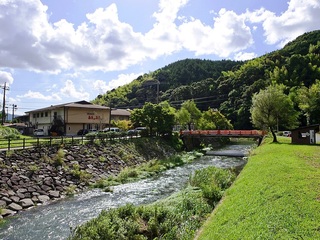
283, 131, 291, 137
33, 129, 44, 136
102, 127, 120, 132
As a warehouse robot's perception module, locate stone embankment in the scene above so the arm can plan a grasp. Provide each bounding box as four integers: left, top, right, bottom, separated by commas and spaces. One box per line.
0, 139, 175, 219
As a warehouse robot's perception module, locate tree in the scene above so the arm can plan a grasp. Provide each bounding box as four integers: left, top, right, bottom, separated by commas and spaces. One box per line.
297, 80, 320, 125
176, 100, 201, 130
250, 85, 299, 142
130, 102, 175, 136
198, 108, 233, 130
112, 120, 132, 131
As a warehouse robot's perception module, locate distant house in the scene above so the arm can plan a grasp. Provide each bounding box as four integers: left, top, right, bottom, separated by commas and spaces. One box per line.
291, 124, 320, 145
25, 100, 111, 136
111, 109, 131, 121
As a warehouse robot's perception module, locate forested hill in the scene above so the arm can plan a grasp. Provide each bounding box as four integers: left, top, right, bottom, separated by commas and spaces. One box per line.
93, 59, 243, 110
93, 30, 320, 129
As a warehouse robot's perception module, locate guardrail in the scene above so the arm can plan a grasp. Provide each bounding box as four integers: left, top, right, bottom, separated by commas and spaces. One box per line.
0, 136, 87, 151
0, 132, 142, 151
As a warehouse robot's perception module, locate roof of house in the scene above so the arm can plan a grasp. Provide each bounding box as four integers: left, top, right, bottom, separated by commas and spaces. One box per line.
291, 124, 320, 132
25, 100, 110, 113
111, 108, 131, 116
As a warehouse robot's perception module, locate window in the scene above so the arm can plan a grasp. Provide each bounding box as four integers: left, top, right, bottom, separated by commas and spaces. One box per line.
37, 113, 39, 118
41, 112, 44, 117
33, 113, 36, 118
45, 112, 48, 117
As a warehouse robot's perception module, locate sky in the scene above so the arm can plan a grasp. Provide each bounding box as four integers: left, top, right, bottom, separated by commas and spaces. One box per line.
0, 0, 319, 117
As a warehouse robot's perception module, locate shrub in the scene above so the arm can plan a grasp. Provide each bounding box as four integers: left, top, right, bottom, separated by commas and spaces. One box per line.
85, 132, 96, 143
65, 185, 77, 196
68, 188, 214, 240
0, 126, 21, 139
70, 164, 92, 183
189, 166, 236, 205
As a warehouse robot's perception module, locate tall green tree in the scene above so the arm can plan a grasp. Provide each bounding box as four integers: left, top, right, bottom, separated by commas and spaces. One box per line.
297, 80, 320, 125
176, 100, 201, 130
198, 108, 233, 130
250, 85, 299, 142
130, 102, 175, 136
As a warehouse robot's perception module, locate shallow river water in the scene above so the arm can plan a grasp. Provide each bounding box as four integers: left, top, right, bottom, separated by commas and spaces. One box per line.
0, 143, 254, 240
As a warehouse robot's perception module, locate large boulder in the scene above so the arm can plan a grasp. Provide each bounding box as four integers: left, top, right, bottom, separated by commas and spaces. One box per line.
8, 202, 22, 211
20, 198, 34, 208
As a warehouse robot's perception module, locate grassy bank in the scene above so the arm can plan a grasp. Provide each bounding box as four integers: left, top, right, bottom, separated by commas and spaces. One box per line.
196, 137, 320, 239
68, 167, 236, 240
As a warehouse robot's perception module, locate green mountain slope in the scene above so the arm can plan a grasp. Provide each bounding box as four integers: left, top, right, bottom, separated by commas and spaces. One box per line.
93, 29, 320, 129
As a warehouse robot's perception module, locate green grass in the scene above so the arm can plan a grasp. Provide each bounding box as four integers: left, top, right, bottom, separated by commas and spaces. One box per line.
69, 167, 236, 240
196, 137, 320, 240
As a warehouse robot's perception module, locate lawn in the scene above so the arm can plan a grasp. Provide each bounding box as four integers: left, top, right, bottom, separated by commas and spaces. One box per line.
196, 137, 320, 240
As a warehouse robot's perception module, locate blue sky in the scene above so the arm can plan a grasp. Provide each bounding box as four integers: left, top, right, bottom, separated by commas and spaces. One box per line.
0, 0, 319, 116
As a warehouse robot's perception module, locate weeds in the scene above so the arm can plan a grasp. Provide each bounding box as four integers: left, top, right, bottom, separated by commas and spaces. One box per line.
189, 166, 236, 206
69, 166, 234, 240
65, 185, 77, 196
70, 164, 92, 183
54, 148, 65, 167
28, 164, 39, 173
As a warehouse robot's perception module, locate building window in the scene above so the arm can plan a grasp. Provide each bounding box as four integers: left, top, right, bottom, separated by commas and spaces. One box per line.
45, 112, 48, 117
33, 113, 36, 118
41, 112, 44, 117
37, 113, 39, 118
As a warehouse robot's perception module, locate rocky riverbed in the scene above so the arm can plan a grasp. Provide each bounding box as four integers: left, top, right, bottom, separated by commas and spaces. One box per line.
0, 138, 176, 219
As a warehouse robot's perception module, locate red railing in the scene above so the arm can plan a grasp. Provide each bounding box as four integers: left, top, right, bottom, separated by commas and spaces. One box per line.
180, 130, 267, 136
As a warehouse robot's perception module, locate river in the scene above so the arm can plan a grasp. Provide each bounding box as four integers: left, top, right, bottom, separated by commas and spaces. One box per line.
0, 143, 254, 240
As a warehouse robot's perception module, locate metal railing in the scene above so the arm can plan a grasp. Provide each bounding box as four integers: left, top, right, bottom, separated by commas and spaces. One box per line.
0, 136, 88, 151
0, 132, 142, 151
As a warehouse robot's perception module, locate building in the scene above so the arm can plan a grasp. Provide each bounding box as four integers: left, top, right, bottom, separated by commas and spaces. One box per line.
110, 108, 131, 121
291, 124, 319, 145
26, 100, 111, 136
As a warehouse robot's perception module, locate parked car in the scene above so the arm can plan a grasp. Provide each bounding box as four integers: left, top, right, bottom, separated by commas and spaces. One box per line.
127, 129, 137, 134
77, 129, 89, 135
33, 129, 44, 136
101, 127, 120, 132
135, 127, 147, 132
283, 131, 291, 137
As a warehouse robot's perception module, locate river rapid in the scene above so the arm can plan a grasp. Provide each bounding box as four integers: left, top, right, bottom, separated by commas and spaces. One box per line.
0, 143, 254, 240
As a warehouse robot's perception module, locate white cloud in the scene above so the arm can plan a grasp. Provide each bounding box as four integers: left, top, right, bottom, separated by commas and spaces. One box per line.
234, 52, 257, 61
0, 0, 319, 75
93, 72, 143, 93
17, 90, 62, 101
60, 79, 90, 99
179, 9, 253, 57
248, 0, 320, 47
0, 71, 14, 85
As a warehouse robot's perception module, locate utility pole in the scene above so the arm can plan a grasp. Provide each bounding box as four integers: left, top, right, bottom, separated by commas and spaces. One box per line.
5, 106, 8, 121
12, 104, 17, 122
1, 82, 9, 125
108, 100, 112, 131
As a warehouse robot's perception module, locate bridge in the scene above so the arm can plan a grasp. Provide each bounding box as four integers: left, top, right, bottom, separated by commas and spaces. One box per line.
180, 129, 266, 138
180, 129, 267, 149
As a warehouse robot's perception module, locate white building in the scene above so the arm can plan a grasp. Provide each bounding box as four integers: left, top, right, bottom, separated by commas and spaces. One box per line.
26, 100, 111, 136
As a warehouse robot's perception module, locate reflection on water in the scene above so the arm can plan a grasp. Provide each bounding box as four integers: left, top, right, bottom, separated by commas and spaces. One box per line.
0, 144, 253, 240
